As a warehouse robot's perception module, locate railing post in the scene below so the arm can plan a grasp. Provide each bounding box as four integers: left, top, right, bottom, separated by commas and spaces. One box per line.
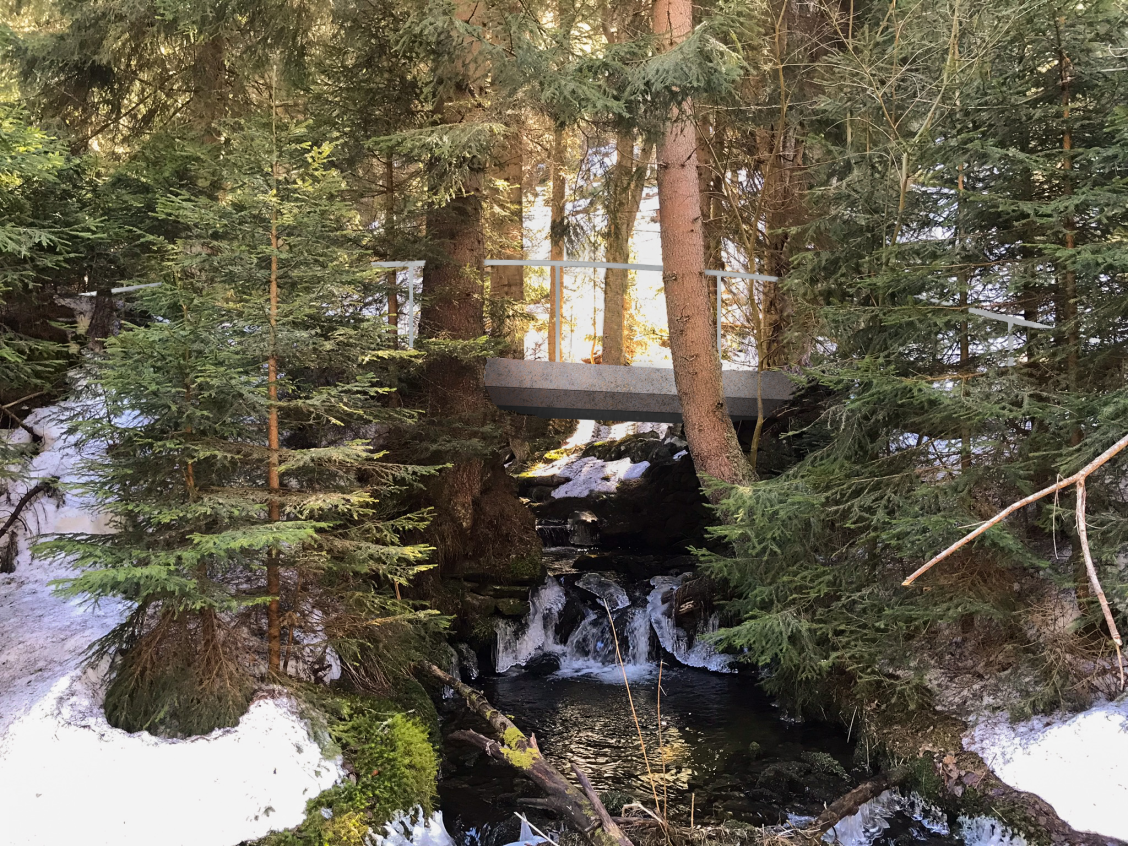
555, 263, 562, 362
407, 264, 416, 350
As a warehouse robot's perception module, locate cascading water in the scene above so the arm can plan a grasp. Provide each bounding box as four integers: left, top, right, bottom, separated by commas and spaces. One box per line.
494, 578, 567, 673
494, 571, 731, 679
648, 574, 734, 673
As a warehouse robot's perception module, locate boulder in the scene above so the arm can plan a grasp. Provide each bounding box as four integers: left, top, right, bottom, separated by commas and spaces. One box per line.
522, 652, 562, 676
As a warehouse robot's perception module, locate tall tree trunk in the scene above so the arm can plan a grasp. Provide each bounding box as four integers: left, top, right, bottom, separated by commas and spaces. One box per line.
386, 158, 398, 347
266, 192, 282, 675
652, 0, 750, 491
549, 126, 566, 362
602, 132, 651, 366
493, 125, 525, 356
419, 0, 539, 573
1055, 21, 1088, 602
190, 32, 227, 145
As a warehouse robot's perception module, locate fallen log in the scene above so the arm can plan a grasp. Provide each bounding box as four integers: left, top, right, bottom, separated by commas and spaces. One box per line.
421, 662, 636, 846
812, 767, 908, 836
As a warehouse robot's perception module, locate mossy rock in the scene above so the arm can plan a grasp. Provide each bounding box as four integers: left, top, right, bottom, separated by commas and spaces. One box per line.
463, 592, 498, 618
496, 598, 531, 617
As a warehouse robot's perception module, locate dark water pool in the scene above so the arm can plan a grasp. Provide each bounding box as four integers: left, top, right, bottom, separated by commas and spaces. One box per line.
437, 667, 965, 845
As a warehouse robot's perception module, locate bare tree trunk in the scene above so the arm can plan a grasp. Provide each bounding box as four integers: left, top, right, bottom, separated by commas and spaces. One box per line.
266, 192, 282, 675
190, 32, 227, 145
493, 125, 525, 356
549, 126, 566, 362
385, 158, 398, 347
652, 0, 750, 492
602, 133, 651, 366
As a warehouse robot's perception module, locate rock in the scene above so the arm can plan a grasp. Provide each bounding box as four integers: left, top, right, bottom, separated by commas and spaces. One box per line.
522, 652, 561, 676
495, 598, 530, 617
462, 592, 497, 617
568, 510, 599, 546
453, 642, 480, 681
531, 450, 712, 552
481, 584, 531, 599
516, 474, 569, 497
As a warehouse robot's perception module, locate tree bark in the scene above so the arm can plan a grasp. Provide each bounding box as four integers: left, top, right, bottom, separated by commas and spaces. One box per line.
652, 0, 751, 492
190, 31, 227, 145
602, 133, 651, 366
386, 158, 398, 347
423, 663, 635, 846
266, 193, 282, 675
418, 0, 539, 572
493, 125, 525, 356
549, 126, 566, 362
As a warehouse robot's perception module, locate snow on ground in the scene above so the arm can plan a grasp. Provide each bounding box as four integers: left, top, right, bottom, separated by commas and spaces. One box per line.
0, 405, 344, 846
521, 420, 667, 499
964, 699, 1128, 841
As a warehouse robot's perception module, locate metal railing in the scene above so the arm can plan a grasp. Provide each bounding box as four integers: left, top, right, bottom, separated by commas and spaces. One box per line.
375, 258, 782, 360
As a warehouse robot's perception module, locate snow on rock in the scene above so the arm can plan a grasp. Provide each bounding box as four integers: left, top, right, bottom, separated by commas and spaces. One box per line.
529, 455, 651, 499
964, 700, 1128, 841
0, 405, 344, 846
368, 808, 457, 846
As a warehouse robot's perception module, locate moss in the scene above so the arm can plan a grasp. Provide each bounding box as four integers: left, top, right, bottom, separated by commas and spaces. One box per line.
800, 750, 849, 781
500, 725, 539, 769
253, 694, 437, 846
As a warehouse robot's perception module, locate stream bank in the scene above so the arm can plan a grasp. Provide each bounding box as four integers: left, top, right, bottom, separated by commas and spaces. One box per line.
430, 424, 1123, 846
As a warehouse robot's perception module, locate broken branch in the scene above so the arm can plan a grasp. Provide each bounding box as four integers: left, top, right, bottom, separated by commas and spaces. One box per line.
903, 430, 1128, 586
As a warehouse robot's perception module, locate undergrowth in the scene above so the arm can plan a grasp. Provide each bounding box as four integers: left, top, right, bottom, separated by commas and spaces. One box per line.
254, 691, 438, 846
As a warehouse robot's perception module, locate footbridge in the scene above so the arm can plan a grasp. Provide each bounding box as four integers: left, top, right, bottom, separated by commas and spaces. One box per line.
372, 258, 793, 423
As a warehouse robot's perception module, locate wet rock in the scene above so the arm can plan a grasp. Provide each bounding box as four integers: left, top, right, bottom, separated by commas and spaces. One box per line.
523, 652, 561, 676
481, 584, 530, 599
568, 510, 600, 546
572, 551, 677, 580
553, 591, 586, 645
496, 598, 530, 617
453, 643, 479, 681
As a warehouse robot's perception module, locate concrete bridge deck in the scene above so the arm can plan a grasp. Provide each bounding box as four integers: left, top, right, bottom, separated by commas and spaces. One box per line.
484, 358, 793, 423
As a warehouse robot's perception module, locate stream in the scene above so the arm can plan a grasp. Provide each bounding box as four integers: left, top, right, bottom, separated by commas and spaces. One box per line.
436, 548, 1022, 846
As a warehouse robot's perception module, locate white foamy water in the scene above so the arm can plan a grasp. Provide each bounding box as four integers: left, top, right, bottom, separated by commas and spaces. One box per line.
495, 578, 568, 672
647, 575, 733, 673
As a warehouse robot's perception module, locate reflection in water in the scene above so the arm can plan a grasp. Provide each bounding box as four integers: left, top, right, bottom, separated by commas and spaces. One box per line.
438, 668, 984, 846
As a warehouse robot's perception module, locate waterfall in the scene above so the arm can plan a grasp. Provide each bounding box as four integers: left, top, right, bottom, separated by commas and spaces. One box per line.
496, 573, 739, 679
647, 575, 734, 673
495, 578, 567, 672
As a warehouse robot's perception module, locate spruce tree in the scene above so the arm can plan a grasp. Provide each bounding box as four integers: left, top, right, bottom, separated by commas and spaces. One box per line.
42, 117, 439, 736
705, 0, 1128, 712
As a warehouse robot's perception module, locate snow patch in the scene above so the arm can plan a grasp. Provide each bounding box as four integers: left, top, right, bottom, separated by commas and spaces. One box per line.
964, 700, 1128, 841
0, 669, 343, 846
533, 456, 650, 499
1, 404, 345, 846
